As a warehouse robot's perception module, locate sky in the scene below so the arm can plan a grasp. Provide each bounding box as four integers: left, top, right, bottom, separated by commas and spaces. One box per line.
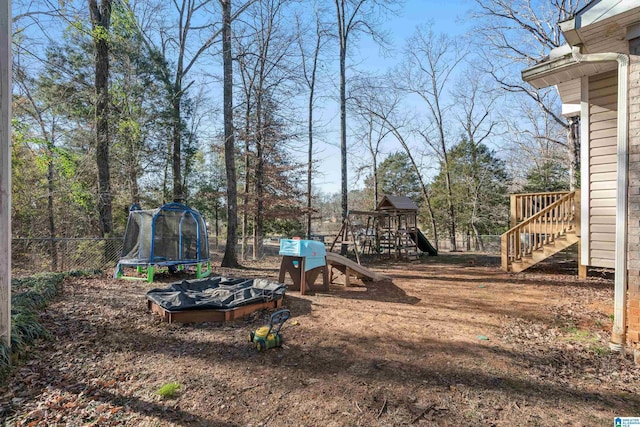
10, 0, 477, 198
313, 0, 474, 195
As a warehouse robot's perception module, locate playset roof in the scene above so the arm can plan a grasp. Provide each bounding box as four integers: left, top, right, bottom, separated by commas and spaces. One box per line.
376, 195, 418, 212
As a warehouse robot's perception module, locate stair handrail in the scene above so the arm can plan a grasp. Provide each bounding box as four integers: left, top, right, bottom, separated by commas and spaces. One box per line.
501, 191, 576, 271
511, 191, 570, 225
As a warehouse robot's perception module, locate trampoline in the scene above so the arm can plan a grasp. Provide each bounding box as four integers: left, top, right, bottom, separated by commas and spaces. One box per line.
114, 202, 211, 282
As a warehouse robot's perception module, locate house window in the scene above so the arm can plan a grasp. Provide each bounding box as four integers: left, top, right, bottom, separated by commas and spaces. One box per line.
630, 37, 640, 55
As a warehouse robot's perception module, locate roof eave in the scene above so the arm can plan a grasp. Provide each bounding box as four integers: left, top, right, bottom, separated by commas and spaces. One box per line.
521, 54, 577, 89
559, 18, 583, 46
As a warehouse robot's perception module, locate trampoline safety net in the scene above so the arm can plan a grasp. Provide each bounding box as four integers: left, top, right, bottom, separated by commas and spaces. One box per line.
120, 202, 209, 264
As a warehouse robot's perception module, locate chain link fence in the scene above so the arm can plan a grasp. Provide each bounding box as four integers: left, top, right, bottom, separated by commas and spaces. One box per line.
12, 238, 123, 276
10, 237, 226, 276
436, 235, 501, 254
11, 234, 502, 276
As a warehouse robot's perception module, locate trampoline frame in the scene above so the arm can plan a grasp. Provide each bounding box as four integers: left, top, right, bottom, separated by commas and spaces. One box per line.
114, 202, 211, 282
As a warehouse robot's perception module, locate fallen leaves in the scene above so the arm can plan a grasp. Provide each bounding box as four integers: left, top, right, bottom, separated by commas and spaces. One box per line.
2, 255, 640, 426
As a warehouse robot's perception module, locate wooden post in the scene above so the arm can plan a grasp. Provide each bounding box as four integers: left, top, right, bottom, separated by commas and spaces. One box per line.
578, 244, 587, 279
501, 234, 509, 272
509, 194, 521, 268
0, 0, 11, 347
575, 190, 587, 279
510, 194, 517, 227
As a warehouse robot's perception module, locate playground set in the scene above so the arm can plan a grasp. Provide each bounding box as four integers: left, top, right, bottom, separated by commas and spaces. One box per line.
330, 195, 437, 262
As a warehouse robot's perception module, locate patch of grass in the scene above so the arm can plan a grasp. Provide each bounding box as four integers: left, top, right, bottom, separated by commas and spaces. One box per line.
592, 345, 610, 356
563, 328, 599, 343
157, 382, 181, 399
609, 314, 615, 322
563, 324, 578, 334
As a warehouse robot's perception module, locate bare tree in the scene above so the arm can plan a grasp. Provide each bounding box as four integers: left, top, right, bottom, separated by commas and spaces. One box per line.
0, 0, 10, 348
134, 0, 251, 203
158, 0, 218, 201
353, 83, 439, 249
360, 111, 390, 209
236, 29, 256, 261
296, 6, 327, 239
502, 90, 568, 187
452, 68, 498, 250
471, 0, 588, 189
351, 76, 392, 209
333, 0, 399, 228
235, 0, 298, 259
399, 25, 465, 250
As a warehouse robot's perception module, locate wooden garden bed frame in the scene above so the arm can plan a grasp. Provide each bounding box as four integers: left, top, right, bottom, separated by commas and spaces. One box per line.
147, 298, 283, 324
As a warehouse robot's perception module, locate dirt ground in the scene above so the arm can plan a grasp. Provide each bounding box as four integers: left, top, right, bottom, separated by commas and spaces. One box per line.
2, 251, 640, 426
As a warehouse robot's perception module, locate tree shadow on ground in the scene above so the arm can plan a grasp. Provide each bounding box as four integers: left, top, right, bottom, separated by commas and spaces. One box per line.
303, 278, 421, 305
33, 362, 240, 427
427, 273, 612, 290
14, 270, 635, 426
51, 323, 640, 424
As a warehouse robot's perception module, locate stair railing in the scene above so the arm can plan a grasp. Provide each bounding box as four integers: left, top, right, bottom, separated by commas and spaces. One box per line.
510, 191, 570, 226
502, 191, 577, 271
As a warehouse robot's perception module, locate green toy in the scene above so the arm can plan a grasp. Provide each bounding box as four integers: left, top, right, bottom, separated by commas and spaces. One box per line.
248, 309, 291, 351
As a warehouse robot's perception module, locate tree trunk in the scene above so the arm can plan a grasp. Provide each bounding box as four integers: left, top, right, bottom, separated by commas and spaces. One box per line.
221, 0, 240, 268
469, 140, 484, 252
171, 95, 182, 201
215, 204, 219, 248
306, 85, 314, 239
366, 113, 380, 210
438, 133, 456, 251
254, 146, 264, 259
253, 86, 264, 260
471, 221, 484, 252
163, 142, 171, 202
125, 133, 139, 204
47, 155, 57, 270
336, 0, 348, 255
128, 163, 139, 204
89, 0, 113, 238
339, 45, 347, 223
306, 27, 320, 239
373, 162, 379, 209
338, 37, 348, 255
242, 99, 250, 261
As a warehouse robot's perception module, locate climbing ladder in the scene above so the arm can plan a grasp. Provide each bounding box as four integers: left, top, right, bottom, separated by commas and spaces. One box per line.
397, 229, 419, 261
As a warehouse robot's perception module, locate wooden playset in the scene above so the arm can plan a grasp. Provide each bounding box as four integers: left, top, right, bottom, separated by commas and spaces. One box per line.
330, 195, 437, 260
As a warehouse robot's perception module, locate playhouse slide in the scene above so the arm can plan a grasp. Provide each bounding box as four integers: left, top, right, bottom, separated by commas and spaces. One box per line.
325, 252, 389, 282
411, 229, 438, 256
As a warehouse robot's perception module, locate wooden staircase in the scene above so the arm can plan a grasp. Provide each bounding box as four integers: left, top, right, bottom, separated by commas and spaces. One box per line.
501, 191, 580, 273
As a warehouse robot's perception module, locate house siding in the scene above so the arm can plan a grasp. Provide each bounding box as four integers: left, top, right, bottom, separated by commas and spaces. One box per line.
626, 54, 640, 347
589, 70, 618, 268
